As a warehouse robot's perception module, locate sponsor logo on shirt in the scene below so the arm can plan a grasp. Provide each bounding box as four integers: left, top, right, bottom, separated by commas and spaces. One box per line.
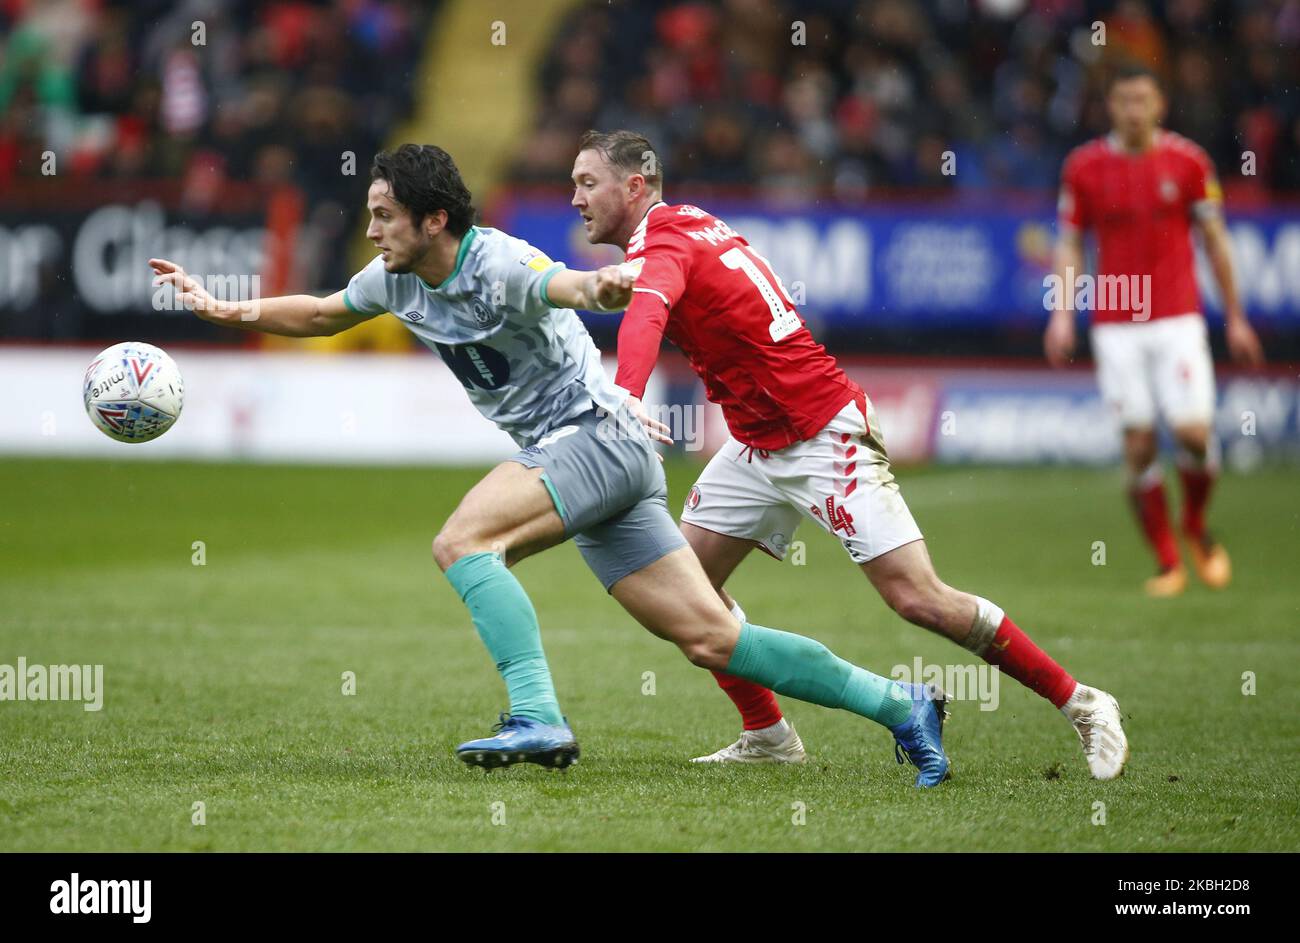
518, 249, 555, 273
434, 342, 511, 390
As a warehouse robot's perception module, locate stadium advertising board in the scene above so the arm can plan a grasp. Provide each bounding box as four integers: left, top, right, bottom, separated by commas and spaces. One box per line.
699, 362, 1300, 468
5, 347, 1292, 467
0, 181, 299, 344
495, 198, 1300, 331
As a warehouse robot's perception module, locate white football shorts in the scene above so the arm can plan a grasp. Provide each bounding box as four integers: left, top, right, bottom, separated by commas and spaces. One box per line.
1090, 313, 1217, 429
680, 394, 923, 565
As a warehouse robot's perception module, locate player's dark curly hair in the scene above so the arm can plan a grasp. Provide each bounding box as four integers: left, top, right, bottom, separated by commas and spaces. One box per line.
1107, 62, 1162, 93
579, 129, 663, 191
370, 144, 474, 236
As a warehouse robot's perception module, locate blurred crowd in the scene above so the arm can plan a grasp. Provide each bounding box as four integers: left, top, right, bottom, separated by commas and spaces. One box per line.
514, 0, 1300, 197
0, 0, 429, 203
3, 0, 1296, 205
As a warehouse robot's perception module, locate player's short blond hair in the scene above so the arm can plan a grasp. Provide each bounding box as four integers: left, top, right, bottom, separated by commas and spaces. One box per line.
578, 129, 663, 192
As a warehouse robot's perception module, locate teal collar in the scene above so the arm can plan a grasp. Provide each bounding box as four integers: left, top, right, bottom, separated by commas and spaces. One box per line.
418, 226, 478, 292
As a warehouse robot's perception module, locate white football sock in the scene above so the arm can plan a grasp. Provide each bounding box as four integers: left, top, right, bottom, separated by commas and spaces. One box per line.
1059, 683, 1086, 714
751, 718, 790, 740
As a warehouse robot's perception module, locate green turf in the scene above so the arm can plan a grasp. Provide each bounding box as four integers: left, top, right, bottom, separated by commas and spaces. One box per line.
1, 457, 1297, 851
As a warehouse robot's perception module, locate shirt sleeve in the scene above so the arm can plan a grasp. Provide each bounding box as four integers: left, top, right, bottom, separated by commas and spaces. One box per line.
1186, 146, 1223, 221
613, 290, 671, 400
1057, 151, 1090, 233
343, 256, 392, 315
495, 241, 567, 321
626, 216, 693, 311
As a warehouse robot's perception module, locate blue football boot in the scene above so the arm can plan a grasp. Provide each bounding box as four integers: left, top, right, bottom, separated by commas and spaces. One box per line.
456, 712, 580, 770
887, 682, 951, 787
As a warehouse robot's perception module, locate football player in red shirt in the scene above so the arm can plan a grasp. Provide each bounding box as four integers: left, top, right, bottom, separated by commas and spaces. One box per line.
571, 129, 1129, 780
1047, 64, 1264, 597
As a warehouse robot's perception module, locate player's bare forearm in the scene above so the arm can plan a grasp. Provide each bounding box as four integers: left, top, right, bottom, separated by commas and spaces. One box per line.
149, 258, 372, 337
196, 293, 362, 337
1044, 229, 1084, 366
1198, 217, 1245, 321
1197, 217, 1265, 364
1051, 230, 1085, 318
545, 265, 636, 313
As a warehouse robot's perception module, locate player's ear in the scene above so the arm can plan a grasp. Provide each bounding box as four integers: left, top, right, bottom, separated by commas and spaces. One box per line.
425, 208, 447, 239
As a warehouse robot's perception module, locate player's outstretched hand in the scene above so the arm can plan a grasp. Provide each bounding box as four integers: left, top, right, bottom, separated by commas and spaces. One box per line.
149, 258, 220, 317
590, 263, 637, 312
1226, 317, 1265, 367
1044, 311, 1076, 368
625, 395, 673, 449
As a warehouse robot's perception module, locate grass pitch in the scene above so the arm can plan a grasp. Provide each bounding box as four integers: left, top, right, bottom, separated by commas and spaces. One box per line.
1, 457, 1297, 852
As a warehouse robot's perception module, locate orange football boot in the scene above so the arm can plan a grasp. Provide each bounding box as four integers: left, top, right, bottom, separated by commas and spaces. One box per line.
1187, 533, 1232, 589
1144, 565, 1188, 598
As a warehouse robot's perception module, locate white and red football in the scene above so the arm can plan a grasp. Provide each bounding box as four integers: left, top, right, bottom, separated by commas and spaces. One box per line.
83, 342, 185, 443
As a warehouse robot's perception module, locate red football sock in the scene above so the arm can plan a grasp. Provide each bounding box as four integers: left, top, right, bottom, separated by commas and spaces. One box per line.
1177, 466, 1215, 540
982, 615, 1077, 708
1129, 478, 1181, 571
711, 671, 784, 730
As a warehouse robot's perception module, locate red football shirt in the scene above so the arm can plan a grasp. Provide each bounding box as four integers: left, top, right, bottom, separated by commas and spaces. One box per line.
1058, 130, 1221, 324
615, 201, 861, 450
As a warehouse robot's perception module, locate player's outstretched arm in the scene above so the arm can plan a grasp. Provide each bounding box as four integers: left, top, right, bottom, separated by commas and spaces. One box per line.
544, 264, 637, 313
1195, 217, 1264, 366
148, 258, 378, 337
543, 268, 671, 444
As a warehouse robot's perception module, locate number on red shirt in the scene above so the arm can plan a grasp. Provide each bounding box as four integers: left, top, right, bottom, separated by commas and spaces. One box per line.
719, 246, 801, 342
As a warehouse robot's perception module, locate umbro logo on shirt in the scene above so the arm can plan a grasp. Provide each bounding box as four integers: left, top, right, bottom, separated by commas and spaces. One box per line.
404, 310, 424, 322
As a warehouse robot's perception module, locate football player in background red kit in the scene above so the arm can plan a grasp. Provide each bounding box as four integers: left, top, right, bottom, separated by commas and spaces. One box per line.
571, 129, 1130, 779
1046, 64, 1265, 598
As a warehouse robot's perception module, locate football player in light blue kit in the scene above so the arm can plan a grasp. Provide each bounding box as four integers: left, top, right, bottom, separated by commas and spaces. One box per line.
149, 144, 950, 786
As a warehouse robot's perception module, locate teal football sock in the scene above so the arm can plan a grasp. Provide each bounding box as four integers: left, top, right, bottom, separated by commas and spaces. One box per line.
444, 551, 564, 726
725, 622, 912, 728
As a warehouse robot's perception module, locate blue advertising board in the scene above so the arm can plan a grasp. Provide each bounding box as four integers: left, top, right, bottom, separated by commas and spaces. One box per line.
494, 198, 1300, 331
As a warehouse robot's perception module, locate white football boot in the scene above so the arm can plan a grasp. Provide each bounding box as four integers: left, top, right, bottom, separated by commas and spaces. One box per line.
1061, 684, 1129, 780
691, 721, 807, 764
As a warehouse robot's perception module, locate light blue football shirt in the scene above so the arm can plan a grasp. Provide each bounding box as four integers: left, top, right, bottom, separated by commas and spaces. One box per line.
343, 226, 626, 447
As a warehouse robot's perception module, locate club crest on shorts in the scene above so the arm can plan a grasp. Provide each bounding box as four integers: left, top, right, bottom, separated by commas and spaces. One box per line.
685, 485, 702, 512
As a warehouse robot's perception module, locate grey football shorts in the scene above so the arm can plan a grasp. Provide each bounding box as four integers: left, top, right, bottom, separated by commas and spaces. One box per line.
512, 406, 687, 591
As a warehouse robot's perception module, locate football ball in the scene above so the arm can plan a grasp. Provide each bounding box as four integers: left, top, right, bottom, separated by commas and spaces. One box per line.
83, 342, 185, 443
